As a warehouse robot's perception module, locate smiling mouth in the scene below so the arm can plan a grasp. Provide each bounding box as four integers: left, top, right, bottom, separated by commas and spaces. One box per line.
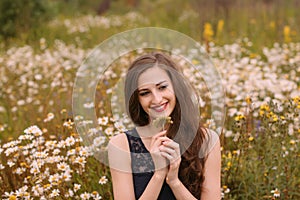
151, 102, 168, 113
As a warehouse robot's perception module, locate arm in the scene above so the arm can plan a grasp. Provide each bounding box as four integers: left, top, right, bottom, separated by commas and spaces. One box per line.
108, 134, 135, 200
201, 138, 221, 200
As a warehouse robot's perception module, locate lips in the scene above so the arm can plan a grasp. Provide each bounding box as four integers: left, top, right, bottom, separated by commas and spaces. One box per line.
151, 102, 168, 112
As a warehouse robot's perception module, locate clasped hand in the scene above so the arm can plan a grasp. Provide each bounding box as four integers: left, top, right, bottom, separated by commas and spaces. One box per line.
149, 131, 181, 186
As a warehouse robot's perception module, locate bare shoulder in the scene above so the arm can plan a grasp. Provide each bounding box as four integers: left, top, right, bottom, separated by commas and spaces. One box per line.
199, 128, 220, 158
108, 133, 131, 172
109, 133, 129, 151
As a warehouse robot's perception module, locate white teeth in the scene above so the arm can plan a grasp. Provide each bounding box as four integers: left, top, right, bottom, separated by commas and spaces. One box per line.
152, 103, 167, 112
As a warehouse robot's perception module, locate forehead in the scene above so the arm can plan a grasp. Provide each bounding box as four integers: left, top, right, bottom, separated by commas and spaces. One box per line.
138, 66, 171, 88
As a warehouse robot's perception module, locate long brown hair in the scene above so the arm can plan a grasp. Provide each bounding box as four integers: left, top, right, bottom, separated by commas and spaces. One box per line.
124, 52, 209, 198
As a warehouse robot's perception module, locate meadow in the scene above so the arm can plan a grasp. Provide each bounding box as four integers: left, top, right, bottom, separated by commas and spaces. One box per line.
0, 0, 299, 199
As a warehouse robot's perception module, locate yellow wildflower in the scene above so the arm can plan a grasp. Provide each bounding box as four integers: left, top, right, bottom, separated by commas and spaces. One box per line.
9, 195, 17, 200
260, 104, 270, 111
216, 19, 224, 36
289, 140, 296, 145
269, 21, 276, 30
227, 161, 232, 168
249, 136, 254, 142
234, 114, 245, 121
283, 25, 291, 43
203, 23, 214, 41
272, 115, 278, 122
245, 96, 252, 105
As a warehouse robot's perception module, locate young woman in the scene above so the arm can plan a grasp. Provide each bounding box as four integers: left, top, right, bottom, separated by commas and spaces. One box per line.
108, 52, 221, 199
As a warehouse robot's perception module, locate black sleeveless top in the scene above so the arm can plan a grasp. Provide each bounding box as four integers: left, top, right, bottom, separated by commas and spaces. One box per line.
125, 128, 176, 200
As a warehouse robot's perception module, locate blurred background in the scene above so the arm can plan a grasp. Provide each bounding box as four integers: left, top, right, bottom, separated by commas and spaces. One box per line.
0, 0, 299, 199
0, 0, 299, 50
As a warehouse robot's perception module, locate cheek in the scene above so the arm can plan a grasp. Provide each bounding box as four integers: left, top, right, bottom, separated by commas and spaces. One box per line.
138, 97, 149, 108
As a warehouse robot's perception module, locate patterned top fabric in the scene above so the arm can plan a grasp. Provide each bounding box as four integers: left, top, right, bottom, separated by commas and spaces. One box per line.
125, 128, 176, 200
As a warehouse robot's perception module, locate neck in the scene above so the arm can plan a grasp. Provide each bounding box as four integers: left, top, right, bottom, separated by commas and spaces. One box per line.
136, 124, 162, 139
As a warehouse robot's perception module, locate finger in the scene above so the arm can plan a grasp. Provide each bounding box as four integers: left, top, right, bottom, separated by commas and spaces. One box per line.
150, 131, 167, 146
160, 151, 173, 161
162, 140, 180, 154
159, 145, 176, 155
151, 136, 169, 148
153, 130, 167, 139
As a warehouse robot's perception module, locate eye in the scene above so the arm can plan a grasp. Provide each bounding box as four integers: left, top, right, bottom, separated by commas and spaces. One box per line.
139, 91, 150, 96
158, 84, 168, 90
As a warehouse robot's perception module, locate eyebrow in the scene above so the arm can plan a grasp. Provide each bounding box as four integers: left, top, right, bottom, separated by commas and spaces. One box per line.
138, 80, 168, 91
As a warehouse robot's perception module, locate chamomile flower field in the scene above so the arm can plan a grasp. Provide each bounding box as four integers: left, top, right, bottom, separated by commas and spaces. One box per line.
0, 0, 300, 199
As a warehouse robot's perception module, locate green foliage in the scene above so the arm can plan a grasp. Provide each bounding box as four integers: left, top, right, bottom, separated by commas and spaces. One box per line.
0, 0, 53, 40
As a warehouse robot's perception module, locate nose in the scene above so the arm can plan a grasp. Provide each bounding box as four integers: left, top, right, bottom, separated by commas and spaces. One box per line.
152, 89, 163, 104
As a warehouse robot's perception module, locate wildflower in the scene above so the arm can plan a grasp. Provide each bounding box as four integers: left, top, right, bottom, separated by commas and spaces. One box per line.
30, 166, 40, 175
74, 156, 86, 166
80, 192, 91, 200
49, 173, 60, 185
79, 146, 90, 157
216, 19, 224, 36
203, 23, 214, 42
227, 161, 232, 168
57, 162, 70, 171
67, 189, 74, 197
60, 109, 67, 114
18, 134, 34, 141
104, 127, 114, 136
7, 160, 15, 167
88, 128, 99, 136
67, 149, 76, 156
43, 112, 54, 122
99, 176, 108, 185
3, 192, 17, 200
40, 38, 47, 50
24, 125, 43, 137
74, 183, 81, 192
61, 171, 72, 182
15, 167, 26, 175
49, 189, 60, 198
92, 191, 102, 200
222, 185, 230, 193
4, 146, 18, 156
2, 140, 21, 148
152, 116, 173, 130
283, 26, 291, 43
53, 149, 61, 155
232, 150, 240, 156
93, 136, 106, 147
269, 21, 276, 29
289, 139, 296, 145
234, 114, 245, 121
63, 119, 74, 129
98, 116, 109, 125
0, 124, 6, 132
114, 121, 127, 132
74, 115, 83, 121
65, 136, 76, 146
83, 102, 94, 108
0, 164, 5, 170
43, 183, 51, 191
15, 185, 29, 198
31, 184, 44, 196
271, 188, 280, 198
245, 96, 252, 105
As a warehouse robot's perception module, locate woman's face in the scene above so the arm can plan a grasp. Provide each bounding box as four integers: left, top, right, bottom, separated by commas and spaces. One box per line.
137, 66, 176, 121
